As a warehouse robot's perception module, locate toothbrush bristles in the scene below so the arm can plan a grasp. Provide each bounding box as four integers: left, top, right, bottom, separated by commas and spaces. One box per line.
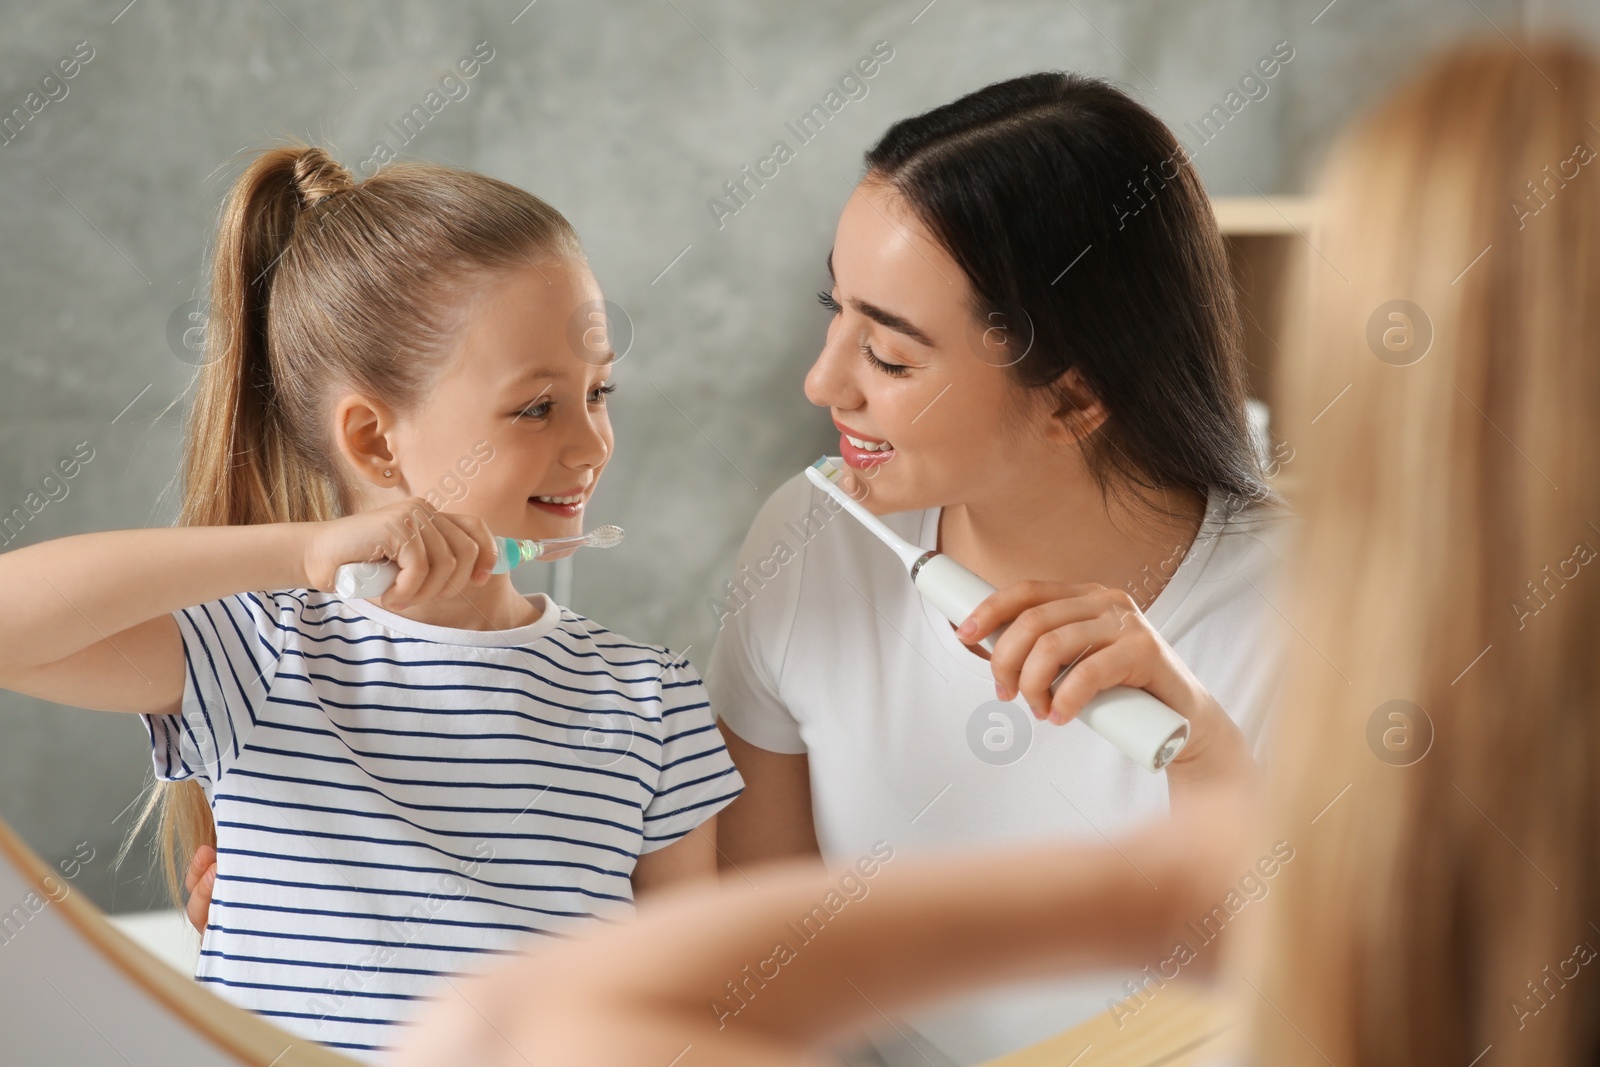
811, 456, 844, 482
583, 524, 625, 549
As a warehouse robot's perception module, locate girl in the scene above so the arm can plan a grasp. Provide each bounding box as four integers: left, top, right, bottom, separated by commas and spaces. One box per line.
709, 72, 1283, 1064
0, 145, 743, 1061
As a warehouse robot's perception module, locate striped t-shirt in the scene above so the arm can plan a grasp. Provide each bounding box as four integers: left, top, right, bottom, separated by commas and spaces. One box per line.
139, 588, 744, 1061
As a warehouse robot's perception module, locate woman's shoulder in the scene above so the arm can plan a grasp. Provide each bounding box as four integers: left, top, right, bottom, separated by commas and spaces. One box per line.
1164, 492, 1299, 627
1209, 492, 1298, 562
1160, 491, 1296, 625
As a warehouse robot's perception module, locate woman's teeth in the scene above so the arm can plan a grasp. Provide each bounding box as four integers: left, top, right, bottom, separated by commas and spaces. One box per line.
535, 494, 583, 504
845, 434, 894, 453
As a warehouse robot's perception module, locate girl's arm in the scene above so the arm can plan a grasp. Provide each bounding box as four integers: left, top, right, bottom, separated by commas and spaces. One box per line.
0, 524, 308, 715
0, 496, 499, 716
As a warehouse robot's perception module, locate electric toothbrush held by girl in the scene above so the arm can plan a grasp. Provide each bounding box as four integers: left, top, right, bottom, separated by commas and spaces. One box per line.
334, 525, 624, 600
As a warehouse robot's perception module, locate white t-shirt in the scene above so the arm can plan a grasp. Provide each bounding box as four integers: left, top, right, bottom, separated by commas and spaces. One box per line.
141, 589, 743, 1062
706, 471, 1289, 1066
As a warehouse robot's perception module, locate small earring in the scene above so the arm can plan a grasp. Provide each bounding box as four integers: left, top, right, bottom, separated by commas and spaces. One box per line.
383, 469, 393, 478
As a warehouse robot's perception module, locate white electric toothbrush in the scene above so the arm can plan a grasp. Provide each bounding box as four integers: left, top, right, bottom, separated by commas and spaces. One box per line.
333, 526, 625, 601
804, 457, 1190, 772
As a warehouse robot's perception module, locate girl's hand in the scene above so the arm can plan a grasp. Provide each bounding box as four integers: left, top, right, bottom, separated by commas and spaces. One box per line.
301, 496, 499, 611
955, 581, 1257, 787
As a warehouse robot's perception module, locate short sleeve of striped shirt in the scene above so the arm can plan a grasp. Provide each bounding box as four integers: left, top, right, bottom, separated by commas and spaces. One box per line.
641, 653, 745, 852
139, 590, 292, 792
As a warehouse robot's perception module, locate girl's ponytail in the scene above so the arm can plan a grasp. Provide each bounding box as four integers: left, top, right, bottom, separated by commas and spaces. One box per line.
127, 147, 360, 907
189, 146, 353, 529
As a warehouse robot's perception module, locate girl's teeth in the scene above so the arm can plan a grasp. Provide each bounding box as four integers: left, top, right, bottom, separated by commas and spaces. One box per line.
845, 434, 894, 453
536, 494, 583, 505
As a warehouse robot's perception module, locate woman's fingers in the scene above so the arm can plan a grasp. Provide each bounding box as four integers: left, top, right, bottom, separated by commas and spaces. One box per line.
1011, 616, 1126, 718
956, 581, 1105, 645
183, 843, 215, 894
183, 845, 218, 934
1041, 644, 1134, 725
185, 865, 216, 933
985, 591, 1114, 700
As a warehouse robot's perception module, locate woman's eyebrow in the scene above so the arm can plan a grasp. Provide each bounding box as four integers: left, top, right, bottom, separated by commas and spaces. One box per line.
824, 250, 937, 348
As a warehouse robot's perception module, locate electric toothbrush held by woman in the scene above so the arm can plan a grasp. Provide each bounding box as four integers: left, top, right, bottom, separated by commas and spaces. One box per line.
805, 457, 1192, 772
334, 525, 625, 600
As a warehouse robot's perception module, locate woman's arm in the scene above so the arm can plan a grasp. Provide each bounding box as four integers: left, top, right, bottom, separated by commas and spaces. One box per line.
0, 524, 307, 714
395, 789, 1246, 1067
714, 724, 822, 873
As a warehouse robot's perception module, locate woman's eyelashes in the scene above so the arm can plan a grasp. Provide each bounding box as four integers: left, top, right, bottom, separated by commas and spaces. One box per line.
860, 342, 910, 377
517, 382, 615, 421
816, 290, 912, 378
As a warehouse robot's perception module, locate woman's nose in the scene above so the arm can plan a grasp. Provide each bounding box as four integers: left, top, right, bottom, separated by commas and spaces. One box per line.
804, 326, 861, 411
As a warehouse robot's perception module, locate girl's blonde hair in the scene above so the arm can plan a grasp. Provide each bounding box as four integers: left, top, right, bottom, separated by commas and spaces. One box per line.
123, 143, 583, 908
1247, 37, 1600, 1064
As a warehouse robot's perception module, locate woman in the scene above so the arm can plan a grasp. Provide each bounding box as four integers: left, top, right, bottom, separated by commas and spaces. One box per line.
708, 71, 1284, 1063
393, 34, 1600, 1067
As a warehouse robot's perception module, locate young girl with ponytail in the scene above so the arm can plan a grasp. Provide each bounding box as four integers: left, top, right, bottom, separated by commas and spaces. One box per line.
0, 144, 743, 1060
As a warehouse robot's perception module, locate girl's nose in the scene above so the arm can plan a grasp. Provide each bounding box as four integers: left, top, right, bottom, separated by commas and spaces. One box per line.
565, 410, 611, 469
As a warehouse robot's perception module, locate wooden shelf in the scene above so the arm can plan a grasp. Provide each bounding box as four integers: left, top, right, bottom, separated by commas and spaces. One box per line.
1210, 195, 1314, 412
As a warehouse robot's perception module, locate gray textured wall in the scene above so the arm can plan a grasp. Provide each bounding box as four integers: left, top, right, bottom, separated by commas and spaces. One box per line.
2, 0, 1594, 911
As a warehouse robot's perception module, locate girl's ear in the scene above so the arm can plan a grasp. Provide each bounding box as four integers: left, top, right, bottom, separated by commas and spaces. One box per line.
334, 392, 402, 491
1042, 367, 1108, 443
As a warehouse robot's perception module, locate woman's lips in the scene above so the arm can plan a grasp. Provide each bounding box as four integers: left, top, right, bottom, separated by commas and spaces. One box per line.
838, 431, 896, 468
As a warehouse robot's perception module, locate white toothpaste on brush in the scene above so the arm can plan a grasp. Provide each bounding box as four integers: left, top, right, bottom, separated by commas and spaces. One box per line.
804, 456, 1190, 772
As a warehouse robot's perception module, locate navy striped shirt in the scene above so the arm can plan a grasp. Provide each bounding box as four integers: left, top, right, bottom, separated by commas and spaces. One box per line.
140, 589, 743, 1061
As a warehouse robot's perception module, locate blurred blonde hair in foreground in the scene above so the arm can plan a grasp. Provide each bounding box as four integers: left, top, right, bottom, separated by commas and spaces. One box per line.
1249, 34, 1600, 1066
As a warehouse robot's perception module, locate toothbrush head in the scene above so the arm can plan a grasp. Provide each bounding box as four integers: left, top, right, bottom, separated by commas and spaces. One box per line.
583, 524, 625, 549
810, 456, 845, 483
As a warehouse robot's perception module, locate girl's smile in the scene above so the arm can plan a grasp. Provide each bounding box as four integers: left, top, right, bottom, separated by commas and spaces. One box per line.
529, 484, 592, 517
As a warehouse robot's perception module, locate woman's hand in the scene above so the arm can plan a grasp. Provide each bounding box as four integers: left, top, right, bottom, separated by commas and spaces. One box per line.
183, 844, 217, 933
955, 581, 1257, 790
301, 496, 500, 612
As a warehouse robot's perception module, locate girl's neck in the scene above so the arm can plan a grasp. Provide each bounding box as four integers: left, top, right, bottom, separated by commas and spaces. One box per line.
936, 469, 1208, 612
385, 575, 544, 632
